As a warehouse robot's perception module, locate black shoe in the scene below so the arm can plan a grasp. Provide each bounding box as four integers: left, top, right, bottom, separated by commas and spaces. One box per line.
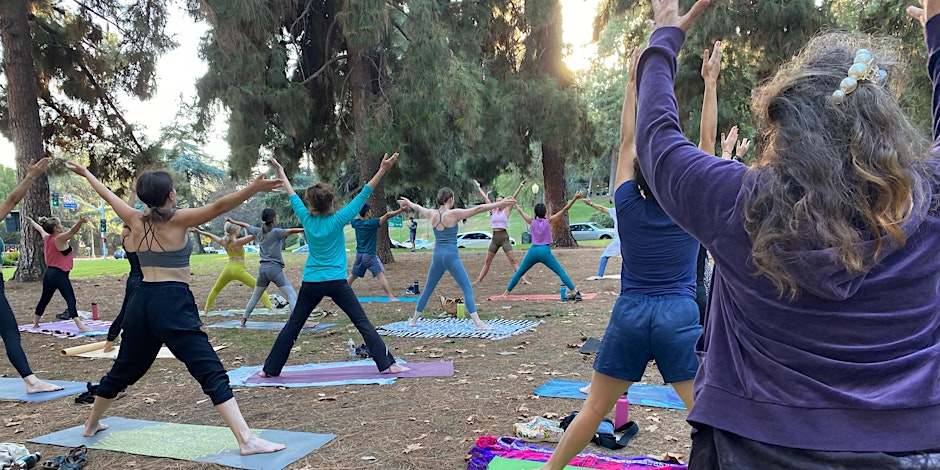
355, 344, 371, 358
55, 310, 71, 321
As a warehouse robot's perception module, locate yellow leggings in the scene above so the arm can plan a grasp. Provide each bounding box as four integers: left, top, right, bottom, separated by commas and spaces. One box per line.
204, 262, 272, 311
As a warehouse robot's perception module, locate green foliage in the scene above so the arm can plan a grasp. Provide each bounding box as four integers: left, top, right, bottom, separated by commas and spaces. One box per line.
2, 251, 18, 266
590, 211, 614, 228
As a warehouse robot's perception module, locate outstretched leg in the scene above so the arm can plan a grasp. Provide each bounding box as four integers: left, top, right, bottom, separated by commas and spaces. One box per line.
376, 272, 398, 301
475, 251, 497, 283
411, 254, 447, 327
204, 266, 235, 312
446, 256, 491, 331
504, 247, 541, 295
262, 283, 323, 377
505, 250, 531, 284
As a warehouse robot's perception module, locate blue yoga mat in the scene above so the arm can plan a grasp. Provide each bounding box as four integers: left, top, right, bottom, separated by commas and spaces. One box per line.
206, 320, 339, 331
0, 378, 87, 402
29, 416, 334, 470
534, 379, 687, 410
358, 297, 418, 303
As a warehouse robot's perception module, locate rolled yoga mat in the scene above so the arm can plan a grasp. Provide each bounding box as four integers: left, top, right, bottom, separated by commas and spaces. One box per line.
60, 342, 227, 359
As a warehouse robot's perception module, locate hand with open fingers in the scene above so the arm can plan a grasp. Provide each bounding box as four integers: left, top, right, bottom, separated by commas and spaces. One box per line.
721, 126, 739, 155
501, 196, 516, 208
736, 138, 751, 158
250, 174, 284, 193
77, 215, 89, 225
27, 157, 51, 176
573, 190, 585, 200
64, 161, 88, 176
583, 197, 592, 205
652, 0, 710, 32
473, 179, 481, 188
397, 197, 412, 209
380, 152, 399, 171
701, 40, 722, 82
908, 0, 940, 26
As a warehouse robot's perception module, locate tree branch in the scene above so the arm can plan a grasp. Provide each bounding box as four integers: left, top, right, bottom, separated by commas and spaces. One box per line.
300, 53, 348, 85
74, 60, 144, 151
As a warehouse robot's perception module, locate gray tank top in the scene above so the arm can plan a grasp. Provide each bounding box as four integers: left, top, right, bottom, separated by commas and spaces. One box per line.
135, 221, 192, 268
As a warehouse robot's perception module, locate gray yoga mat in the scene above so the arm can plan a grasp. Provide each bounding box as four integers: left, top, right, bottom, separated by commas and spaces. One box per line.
206, 320, 339, 331
29, 416, 335, 470
0, 378, 87, 402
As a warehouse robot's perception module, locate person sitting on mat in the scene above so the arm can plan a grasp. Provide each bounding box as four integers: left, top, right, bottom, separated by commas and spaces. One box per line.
104, 179, 143, 353
25, 214, 91, 332
398, 189, 514, 330
192, 223, 273, 314
0, 157, 62, 393
500, 191, 584, 300
225, 212, 304, 327
472, 178, 530, 285
260, 154, 409, 377
67, 161, 285, 455
347, 204, 408, 301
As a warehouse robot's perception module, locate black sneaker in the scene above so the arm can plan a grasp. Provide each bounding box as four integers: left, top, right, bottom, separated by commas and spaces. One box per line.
55, 310, 71, 320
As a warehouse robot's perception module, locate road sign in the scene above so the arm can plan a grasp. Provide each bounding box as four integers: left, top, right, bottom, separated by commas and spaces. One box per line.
62, 193, 77, 209
388, 215, 403, 227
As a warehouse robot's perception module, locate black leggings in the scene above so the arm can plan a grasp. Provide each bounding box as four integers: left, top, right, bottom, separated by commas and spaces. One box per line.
96, 282, 233, 405
262, 279, 396, 376
34, 267, 77, 318
107, 273, 143, 342
0, 277, 32, 377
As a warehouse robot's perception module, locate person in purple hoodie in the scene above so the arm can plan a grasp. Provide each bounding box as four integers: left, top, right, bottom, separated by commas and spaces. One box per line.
636, 0, 940, 466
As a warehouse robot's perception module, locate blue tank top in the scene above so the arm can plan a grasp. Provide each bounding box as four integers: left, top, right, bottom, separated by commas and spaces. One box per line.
433, 209, 459, 246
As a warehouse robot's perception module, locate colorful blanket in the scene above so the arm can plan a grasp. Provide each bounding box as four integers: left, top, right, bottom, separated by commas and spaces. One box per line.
18, 319, 111, 339
467, 436, 687, 470
377, 318, 541, 340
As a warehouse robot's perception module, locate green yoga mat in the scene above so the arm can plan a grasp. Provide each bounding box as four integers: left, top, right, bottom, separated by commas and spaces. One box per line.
487, 456, 592, 470
28, 417, 334, 470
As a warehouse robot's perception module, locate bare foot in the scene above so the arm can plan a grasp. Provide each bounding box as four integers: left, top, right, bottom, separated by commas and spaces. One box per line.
388, 296, 399, 302
474, 322, 495, 331
258, 371, 271, 378
303, 321, 319, 328
83, 421, 108, 437
499, 291, 510, 297
579, 384, 591, 395
239, 435, 286, 455
408, 315, 420, 328
102, 341, 115, 353
32, 316, 40, 329
24, 376, 64, 394
522, 277, 532, 285
381, 363, 411, 374
239, 318, 247, 328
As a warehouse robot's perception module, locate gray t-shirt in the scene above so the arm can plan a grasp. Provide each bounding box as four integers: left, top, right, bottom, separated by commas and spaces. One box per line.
248, 225, 287, 267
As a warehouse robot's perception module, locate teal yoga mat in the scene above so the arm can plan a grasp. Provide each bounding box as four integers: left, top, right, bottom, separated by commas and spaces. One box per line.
0, 378, 86, 402
534, 379, 687, 410
358, 296, 418, 303
206, 320, 339, 331
29, 416, 334, 470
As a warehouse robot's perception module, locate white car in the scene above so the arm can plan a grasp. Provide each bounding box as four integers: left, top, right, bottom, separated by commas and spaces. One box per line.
392, 238, 433, 250
455, 231, 516, 249
569, 222, 616, 241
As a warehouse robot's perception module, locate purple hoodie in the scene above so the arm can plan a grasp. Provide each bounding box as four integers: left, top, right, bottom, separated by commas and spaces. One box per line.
636, 24, 940, 452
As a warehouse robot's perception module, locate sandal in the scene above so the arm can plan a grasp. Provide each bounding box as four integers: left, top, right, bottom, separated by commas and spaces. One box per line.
43, 445, 86, 470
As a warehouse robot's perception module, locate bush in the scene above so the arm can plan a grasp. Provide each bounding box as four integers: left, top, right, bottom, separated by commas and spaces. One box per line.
2, 251, 19, 266
590, 211, 614, 228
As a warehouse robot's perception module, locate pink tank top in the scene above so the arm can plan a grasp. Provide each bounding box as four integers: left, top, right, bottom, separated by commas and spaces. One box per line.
491, 210, 508, 230
44, 236, 73, 271
530, 218, 552, 245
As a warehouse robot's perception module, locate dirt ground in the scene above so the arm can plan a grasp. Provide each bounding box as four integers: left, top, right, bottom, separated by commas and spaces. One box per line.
0, 247, 693, 469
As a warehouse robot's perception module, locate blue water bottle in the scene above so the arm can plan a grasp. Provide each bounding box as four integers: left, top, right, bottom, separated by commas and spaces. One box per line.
560, 285, 567, 300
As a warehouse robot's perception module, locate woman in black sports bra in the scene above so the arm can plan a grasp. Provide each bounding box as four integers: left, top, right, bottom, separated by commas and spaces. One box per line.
67, 162, 286, 456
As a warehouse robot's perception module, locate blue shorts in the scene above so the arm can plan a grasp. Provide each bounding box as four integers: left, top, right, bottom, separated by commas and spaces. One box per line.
351, 253, 385, 278
594, 293, 701, 383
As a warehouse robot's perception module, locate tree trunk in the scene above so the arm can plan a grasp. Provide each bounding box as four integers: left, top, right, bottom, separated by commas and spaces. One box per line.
349, 46, 395, 265
192, 231, 206, 254
0, 0, 48, 281
542, 143, 576, 247
607, 146, 617, 203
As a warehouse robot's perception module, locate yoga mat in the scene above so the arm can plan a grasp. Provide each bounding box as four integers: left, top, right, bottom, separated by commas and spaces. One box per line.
487, 456, 592, 470
579, 337, 602, 355
585, 275, 620, 281
377, 318, 542, 340
485, 293, 598, 301
61, 341, 227, 359
28, 416, 334, 470
533, 379, 686, 410
206, 320, 339, 331
245, 361, 453, 385
18, 320, 111, 339
201, 308, 285, 317
0, 378, 87, 402
468, 436, 687, 470
358, 296, 419, 303
229, 360, 397, 387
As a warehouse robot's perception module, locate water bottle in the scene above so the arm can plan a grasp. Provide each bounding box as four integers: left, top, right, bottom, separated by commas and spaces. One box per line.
347, 339, 356, 358
614, 396, 630, 429
91, 302, 98, 320
12, 452, 40, 470
560, 285, 567, 300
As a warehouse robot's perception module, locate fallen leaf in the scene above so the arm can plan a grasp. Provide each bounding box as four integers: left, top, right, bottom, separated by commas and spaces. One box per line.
665, 435, 679, 442
143, 398, 156, 404
645, 425, 658, 432
466, 415, 475, 425
4, 421, 20, 427
456, 349, 468, 354
402, 443, 424, 454
516, 405, 529, 413
361, 455, 377, 461
317, 396, 337, 401
412, 433, 428, 441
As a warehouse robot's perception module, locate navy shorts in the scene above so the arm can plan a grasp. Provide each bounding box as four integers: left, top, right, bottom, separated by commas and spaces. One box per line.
351, 253, 385, 278
594, 293, 701, 383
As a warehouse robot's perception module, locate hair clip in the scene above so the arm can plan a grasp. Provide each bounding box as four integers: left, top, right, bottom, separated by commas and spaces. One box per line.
831, 49, 887, 105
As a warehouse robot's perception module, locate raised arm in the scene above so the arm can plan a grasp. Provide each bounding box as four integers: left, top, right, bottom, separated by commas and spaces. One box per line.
365, 153, 399, 189
582, 197, 609, 214
720, 126, 738, 160
397, 197, 434, 219
0, 157, 50, 220
514, 204, 534, 225
908, 0, 940, 145
190, 227, 225, 246
699, 41, 722, 154
174, 175, 282, 228
268, 157, 296, 197
58, 216, 88, 243
549, 190, 584, 223
224, 216, 252, 230
510, 179, 527, 200
66, 161, 142, 224
285, 227, 305, 235
233, 234, 256, 246
615, 49, 640, 189
127, 176, 137, 207
447, 197, 514, 220
473, 179, 492, 204
24, 216, 49, 238
379, 206, 407, 225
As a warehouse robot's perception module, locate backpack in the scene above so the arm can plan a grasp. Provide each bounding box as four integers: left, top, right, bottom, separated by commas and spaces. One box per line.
559, 411, 638, 450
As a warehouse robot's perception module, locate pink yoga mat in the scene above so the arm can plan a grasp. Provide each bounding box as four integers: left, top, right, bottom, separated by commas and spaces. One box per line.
486, 293, 598, 301
245, 361, 454, 384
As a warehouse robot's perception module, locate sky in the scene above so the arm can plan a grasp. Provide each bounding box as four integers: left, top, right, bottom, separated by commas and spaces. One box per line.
0, 1, 602, 170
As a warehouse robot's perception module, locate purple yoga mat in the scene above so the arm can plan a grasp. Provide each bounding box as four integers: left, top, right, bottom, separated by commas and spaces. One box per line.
245, 361, 454, 384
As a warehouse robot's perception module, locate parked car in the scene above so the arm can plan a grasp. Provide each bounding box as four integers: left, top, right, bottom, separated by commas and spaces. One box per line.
392, 238, 433, 250
113, 248, 126, 259
569, 222, 616, 241
203, 246, 224, 254
244, 245, 259, 254
455, 231, 516, 249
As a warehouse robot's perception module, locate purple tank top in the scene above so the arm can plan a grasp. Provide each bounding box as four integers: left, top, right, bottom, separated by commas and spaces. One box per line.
530, 218, 552, 245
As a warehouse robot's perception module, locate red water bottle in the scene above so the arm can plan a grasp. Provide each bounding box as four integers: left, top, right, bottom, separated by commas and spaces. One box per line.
91, 302, 98, 320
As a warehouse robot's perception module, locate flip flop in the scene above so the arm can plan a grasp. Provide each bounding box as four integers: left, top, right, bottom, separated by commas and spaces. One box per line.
59, 445, 87, 470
